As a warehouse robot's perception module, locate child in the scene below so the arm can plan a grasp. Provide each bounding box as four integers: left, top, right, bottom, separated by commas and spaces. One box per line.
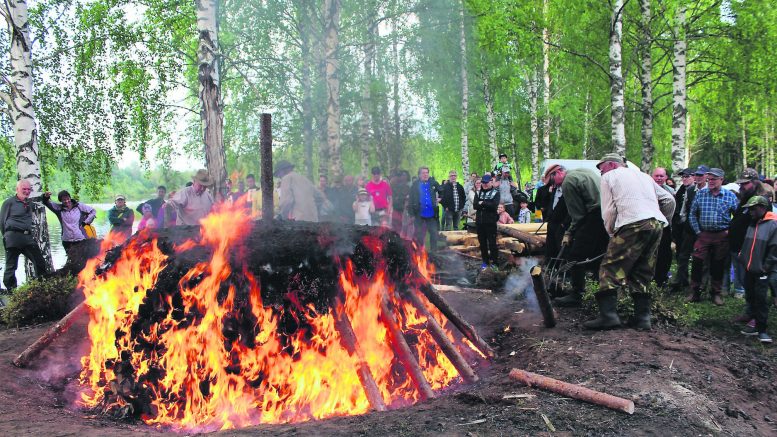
492, 153, 512, 175
517, 200, 532, 224
497, 203, 514, 224
353, 189, 375, 226
138, 203, 157, 231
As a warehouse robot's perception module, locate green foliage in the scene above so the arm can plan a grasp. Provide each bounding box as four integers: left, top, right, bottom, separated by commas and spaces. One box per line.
1, 276, 77, 327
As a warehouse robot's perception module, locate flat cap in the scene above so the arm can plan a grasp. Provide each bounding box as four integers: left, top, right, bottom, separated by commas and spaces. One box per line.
596, 153, 624, 169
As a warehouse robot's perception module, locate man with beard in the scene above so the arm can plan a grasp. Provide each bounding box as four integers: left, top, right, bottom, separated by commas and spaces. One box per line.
551, 163, 610, 307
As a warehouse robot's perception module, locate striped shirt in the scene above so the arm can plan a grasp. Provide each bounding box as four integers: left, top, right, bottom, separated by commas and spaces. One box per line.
600, 167, 675, 236
688, 188, 738, 234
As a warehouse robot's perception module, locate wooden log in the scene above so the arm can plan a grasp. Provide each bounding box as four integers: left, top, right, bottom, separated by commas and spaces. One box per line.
499, 222, 548, 234
379, 290, 436, 400
13, 302, 87, 368
433, 284, 491, 294
529, 265, 557, 328
402, 288, 479, 383
497, 224, 545, 248
419, 283, 495, 359
332, 296, 387, 411
260, 113, 274, 219
509, 368, 635, 414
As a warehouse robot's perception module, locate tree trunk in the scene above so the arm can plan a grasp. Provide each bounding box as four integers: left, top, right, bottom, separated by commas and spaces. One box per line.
741, 109, 747, 169
390, 17, 402, 172
609, 0, 626, 156
583, 90, 591, 159
671, 5, 687, 175
359, 20, 375, 177
459, 2, 470, 176
639, 0, 654, 172
529, 71, 540, 183
196, 0, 227, 200
315, 3, 330, 179
298, 1, 315, 180
482, 69, 498, 164
542, 0, 551, 160
324, 0, 342, 182
5, 0, 54, 275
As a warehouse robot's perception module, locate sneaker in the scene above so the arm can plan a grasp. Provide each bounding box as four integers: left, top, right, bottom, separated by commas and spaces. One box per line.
747, 319, 756, 328
480, 263, 488, 271
758, 332, 773, 344
741, 325, 758, 336
490, 264, 499, 272
734, 291, 745, 299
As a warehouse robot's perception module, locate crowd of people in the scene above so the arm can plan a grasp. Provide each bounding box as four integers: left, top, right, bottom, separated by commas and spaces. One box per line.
2, 154, 776, 343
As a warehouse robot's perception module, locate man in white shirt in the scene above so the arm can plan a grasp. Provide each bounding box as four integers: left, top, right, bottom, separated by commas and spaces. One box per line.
583, 154, 675, 330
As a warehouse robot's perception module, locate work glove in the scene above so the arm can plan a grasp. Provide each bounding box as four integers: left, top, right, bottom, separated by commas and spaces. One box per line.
561, 233, 572, 247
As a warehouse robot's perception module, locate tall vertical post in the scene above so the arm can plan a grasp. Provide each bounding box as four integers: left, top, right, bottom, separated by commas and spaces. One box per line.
260, 113, 274, 220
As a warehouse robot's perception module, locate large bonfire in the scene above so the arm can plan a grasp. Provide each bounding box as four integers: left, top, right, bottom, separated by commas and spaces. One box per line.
76, 200, 486, 431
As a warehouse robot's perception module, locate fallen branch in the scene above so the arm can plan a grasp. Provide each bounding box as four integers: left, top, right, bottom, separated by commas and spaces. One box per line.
13, 302, 87, 368
529, 266, 556, 328
497, 224, 545, 248
508, 368, 635, 414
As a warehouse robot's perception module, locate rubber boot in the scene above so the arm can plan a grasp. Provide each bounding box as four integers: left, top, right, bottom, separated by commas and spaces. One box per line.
685, 288, 701, 303
629, 293, 651, 330
583, 291, 622, 330
553, 291, 582, 307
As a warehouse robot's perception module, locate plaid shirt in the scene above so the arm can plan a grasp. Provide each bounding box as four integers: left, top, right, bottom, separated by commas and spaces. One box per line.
689, 187, 738, 234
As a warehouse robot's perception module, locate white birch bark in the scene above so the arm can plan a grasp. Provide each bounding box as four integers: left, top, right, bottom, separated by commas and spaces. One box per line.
671, 5, 687, 175
2, 0, 53, 275
542, 0, 551, 160
639, 0, 654, 172
609, 0, 626, 156
391, 17, 402, 172
196, 0, 227, 199
583, 90, 591, 159
482, 69, 498, 163
529, 71, 540, 183
324, 0, 342, 181
298, 1, 315, 180
359, 20, 375, 177
459, 1, 470, 176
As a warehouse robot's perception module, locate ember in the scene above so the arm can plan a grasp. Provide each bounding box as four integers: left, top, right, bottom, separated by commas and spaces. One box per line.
77, 201, 489, 431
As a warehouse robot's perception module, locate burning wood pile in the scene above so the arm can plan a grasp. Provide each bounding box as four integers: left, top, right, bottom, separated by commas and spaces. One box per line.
75, 201, 491, 431
440, 223, 547, 258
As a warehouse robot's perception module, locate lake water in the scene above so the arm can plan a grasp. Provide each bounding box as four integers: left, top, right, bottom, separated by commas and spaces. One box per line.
0, 202, 140, 287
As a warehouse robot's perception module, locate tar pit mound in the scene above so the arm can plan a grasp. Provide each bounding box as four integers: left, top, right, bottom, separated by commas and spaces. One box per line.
76, 202, 489, 431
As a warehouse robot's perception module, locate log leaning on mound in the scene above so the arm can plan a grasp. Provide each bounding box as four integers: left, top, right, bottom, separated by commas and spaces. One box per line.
529, 265, 556, 328
509, 368, 635, 414
496, 224, 545, 248
13, 301, 87, 368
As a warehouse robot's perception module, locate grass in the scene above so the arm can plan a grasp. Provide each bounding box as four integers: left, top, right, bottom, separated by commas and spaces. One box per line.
0, 275, 77, 327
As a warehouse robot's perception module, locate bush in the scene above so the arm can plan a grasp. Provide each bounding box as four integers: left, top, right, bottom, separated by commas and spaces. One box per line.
1, 275, 77, 327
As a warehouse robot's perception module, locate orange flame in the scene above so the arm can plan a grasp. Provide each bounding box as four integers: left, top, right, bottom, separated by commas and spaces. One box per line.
78, 199, 482, 431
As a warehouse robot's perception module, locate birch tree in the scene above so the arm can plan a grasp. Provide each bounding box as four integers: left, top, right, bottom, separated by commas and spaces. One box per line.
529, 71, 540, 183
324, 0, 342, 181
297, 1, 315, 180
359, 18, 375, 177
482, 68, 498, 163
638, 0, 654, 172
1, 0, 53, 274
196, 0, 227, 198
670, 4, 687, 175
609, 0, 626, 156
459, 0, 470, 176
542, 0, 551, 160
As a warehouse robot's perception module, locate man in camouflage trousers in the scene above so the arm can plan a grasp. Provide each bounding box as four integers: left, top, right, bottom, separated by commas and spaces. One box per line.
586, 154, 676, 330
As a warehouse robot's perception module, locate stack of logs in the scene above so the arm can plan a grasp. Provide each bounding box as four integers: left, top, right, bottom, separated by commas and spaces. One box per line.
440, 223, 547, 259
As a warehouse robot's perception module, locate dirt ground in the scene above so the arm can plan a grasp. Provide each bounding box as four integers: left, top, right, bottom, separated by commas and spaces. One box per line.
1, 251, 776, 436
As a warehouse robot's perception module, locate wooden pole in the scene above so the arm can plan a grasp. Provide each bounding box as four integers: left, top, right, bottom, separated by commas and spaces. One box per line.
419, 283, 495, 359
260, 113, 274, 220
402, 288, 479, 383
509, 368, 635, 414
379, 290, 436, 400
13, 302, 87, 368
529, 265, 556, 328
497, 224, 545, 247
332, 296, 387, 411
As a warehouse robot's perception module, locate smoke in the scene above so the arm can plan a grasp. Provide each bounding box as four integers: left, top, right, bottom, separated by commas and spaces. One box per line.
501, 256, 540, 313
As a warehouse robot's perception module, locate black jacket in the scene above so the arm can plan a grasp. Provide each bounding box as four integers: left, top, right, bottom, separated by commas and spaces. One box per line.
408, 178, 441, 218
474, 188, 500, 224
439, 182, 466, 212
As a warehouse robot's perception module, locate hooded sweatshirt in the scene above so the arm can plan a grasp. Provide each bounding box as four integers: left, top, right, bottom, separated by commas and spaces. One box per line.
737, 211, 777, 275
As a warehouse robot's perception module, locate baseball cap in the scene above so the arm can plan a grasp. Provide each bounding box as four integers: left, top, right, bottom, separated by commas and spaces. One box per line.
705, 168, 725, 178
678, 168, 694, 176
735, 168, 759, 184
694, 165, 710, 176
499, 153, 508, 159
481, 174, 492, 183
115, 194, 126, 201
596, 153, 624, 169
742, 195, 769, 208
